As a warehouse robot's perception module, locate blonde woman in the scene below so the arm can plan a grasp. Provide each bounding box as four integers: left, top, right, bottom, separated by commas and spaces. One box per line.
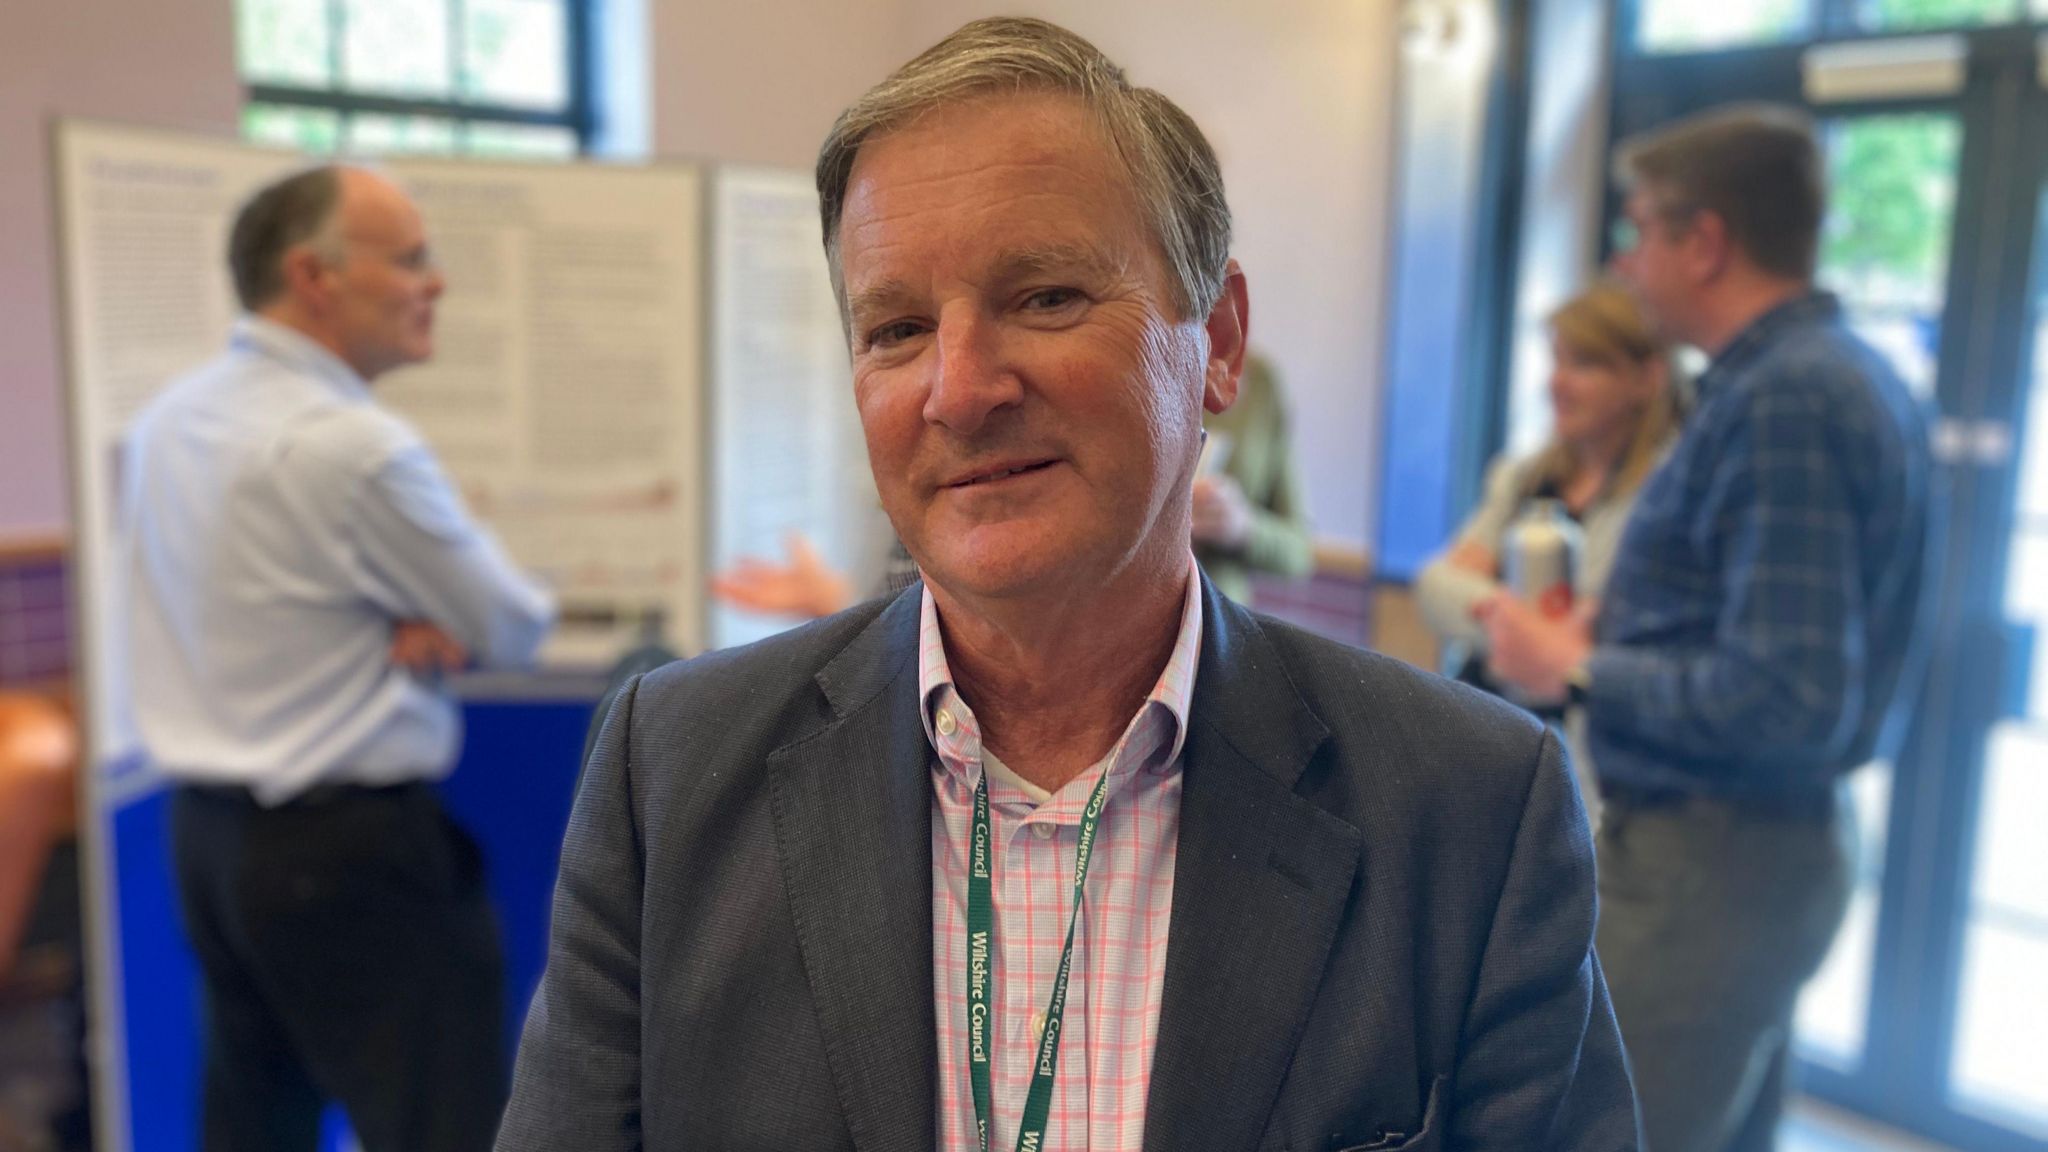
1418, 281, 1683, 810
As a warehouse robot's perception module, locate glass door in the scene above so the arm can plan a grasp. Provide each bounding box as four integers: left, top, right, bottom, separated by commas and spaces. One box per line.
1941, 170, 2048, 1143
1795, 39, 2048, 1150
1795, 108, 1965, 1074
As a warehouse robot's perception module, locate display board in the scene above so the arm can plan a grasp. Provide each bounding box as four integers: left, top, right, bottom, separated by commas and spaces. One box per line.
54, 121, 706, 753
381, 153, 706, 666
709, 166, 881, 650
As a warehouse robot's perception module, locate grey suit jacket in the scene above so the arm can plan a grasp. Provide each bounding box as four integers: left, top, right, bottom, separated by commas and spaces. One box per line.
498, 579, 1639, 1151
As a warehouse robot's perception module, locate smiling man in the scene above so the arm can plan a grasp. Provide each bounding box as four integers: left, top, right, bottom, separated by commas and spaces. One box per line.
498, 19, 1636, 1152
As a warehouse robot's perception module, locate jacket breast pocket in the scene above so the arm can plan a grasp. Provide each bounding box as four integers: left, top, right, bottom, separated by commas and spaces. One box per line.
1330, 1074, 1446, 1152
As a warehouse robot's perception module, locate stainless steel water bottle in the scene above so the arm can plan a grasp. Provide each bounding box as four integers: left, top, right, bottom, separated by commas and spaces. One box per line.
1504, 498, 1582, 620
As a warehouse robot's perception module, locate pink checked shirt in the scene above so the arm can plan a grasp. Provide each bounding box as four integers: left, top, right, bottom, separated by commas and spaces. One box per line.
924, 559, 1202, 1152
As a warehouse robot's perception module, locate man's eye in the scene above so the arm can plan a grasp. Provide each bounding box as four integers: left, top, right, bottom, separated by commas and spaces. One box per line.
866, 319, 926, 348
1022, 287, 1083, 311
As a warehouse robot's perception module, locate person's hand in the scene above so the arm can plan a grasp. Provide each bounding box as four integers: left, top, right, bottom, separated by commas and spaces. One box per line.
1445, 539, 1499, 579
1191, 474, 1254, 548
1473, 591, 1592, 705
1570, 596, 1601, 632
390, 620, 469, 678
711, 533, 854, 620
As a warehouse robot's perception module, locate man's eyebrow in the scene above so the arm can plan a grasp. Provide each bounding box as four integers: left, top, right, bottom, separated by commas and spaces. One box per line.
845, 277, 915, 329
991, 243, 1130, 285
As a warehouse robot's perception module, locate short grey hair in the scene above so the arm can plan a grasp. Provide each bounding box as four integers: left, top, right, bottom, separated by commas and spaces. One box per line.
227, 165, 345, 310
815, 17, 1231, 325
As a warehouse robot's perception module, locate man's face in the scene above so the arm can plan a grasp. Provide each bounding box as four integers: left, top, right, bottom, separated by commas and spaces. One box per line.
326, 172, 444, 380
1611, 187, 1698, 344
836, 93, 1237, 604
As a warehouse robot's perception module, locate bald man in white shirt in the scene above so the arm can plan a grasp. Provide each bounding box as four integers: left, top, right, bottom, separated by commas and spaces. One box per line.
120, 165, 554, 1152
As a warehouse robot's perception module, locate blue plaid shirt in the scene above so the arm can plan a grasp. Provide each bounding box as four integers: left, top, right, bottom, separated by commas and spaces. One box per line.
1585, 293, 1935, 800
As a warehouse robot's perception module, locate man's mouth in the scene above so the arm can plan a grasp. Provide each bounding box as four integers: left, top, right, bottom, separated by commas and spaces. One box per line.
945, 459, 1058, 488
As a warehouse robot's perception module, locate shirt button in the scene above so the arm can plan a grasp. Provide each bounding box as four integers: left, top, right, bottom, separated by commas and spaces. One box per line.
1030, 1010, 1048, 1040
937, 709, 957, 737
1032, 822, 1055, 840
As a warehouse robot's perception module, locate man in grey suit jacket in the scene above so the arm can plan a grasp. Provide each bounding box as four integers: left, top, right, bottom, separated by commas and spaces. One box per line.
499, 17, 1638, 1152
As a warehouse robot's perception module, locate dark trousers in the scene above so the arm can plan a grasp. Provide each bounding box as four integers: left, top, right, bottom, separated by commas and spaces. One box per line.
169, 782, 507, 1152
1595, 788, 1855, 1152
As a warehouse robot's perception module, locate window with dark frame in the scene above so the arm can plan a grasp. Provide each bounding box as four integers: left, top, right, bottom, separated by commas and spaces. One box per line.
236, 0, 589, 160
1632, 0, 2045, 55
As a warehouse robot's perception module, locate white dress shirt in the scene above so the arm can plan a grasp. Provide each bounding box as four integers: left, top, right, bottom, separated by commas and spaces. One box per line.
119, 317, 556, 804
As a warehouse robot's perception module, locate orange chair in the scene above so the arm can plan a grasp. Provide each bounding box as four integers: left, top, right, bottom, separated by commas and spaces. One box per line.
0, 693, 79, 986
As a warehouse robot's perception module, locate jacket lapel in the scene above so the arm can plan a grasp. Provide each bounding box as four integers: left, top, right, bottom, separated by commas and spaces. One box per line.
768, 589, 937, 1152
1144, 583, 1364, 1152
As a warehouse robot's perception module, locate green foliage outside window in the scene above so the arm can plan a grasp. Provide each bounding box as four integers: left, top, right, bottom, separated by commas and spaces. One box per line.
1849, 0, 2018, 29
1638, 0, 2033, 51
1823, 115, 1960, 297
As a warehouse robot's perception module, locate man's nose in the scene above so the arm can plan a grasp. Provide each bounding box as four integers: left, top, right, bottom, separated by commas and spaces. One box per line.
923, 308, 1022, 436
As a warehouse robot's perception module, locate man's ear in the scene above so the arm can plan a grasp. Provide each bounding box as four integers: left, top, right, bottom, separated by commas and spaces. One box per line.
1687, 211, 1733, 285
277, 245, 332, 311
1202, 258, 1249, 415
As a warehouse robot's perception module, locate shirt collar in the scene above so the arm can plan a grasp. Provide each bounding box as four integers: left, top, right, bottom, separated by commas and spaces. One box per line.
1696, 290, 1842, 401
231, 316, 372, 402
917, 554, 1205, 785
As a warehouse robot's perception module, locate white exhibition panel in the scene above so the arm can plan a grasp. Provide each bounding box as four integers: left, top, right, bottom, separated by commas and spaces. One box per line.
709, 165, 878, 651
56, 122, 709, 752
378, 153, 707, 667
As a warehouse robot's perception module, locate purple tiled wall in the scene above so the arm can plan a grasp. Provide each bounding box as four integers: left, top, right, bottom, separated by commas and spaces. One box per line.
1249, 570, 1373, 650
0, 553, 71, 686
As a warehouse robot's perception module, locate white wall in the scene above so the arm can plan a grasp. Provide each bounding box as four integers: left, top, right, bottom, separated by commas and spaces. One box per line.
0, 0, 241, 536
899, 2, 1400, 550
1, 0, 1399, 552
649, 0, 908, 169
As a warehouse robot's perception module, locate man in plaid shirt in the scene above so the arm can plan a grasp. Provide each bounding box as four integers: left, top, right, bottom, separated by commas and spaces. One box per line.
1482, 106, 1935, 1152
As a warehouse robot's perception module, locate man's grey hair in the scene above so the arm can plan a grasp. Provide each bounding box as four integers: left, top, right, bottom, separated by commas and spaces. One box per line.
227, 165, 346, 311
815, 17, 1231, 326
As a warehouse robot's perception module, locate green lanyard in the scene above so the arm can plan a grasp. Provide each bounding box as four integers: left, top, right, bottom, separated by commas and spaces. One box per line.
966, 761, 1113, 1152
